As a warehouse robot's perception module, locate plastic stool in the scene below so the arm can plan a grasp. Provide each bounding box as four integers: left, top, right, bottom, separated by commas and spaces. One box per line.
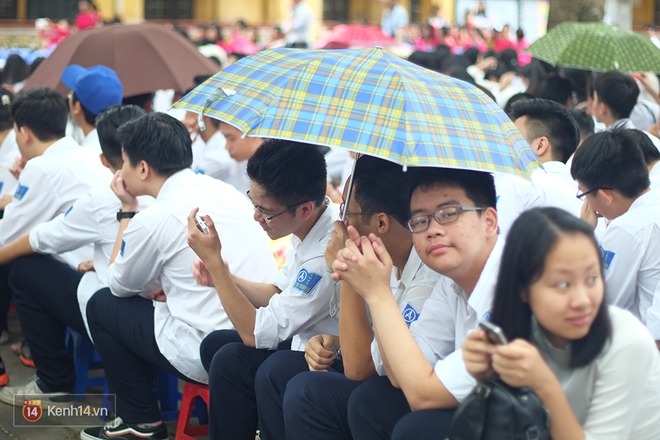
175, 382, 210, 440
65, 328, 105, 400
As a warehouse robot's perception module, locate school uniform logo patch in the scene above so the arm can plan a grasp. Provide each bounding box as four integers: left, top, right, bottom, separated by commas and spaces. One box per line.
0, 182, 4, 194
599, 245, 615, 270
402, 303, 420, 326
14, 184, 29, 201
65, 205, 73, 217
293, 268, 322, 296
120, 240, 126, 257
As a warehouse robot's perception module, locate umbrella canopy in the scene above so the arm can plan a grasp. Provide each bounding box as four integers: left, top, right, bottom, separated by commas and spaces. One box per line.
174, 47, 540, 179
525, 22, 660, 72
313, 25, 394, 49
24, 23, 219, 98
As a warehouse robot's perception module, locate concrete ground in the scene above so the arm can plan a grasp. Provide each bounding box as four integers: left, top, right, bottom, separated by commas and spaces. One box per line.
0, 310, 191, 440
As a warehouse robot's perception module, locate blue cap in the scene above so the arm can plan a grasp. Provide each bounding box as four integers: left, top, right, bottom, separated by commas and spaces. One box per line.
62, 64, 123, 115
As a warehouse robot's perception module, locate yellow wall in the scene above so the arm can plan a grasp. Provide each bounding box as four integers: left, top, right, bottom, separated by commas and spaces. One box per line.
633, 0, 654, 27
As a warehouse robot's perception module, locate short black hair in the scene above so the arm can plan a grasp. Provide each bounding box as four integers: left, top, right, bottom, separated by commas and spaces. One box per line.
0, 87, 14, 132
504, 92, 534, 117
117, 112, 192, 176
95, 105, 145, 169
71, 91, 98, 125
593, 71, 639, 119
626, 128, 660, 165
404, 167, 497, 210
509, 98, 580, 163
11, 87, 67, 142
568, 109, 594, 143
538, 76, 575, 107
571, 129, 649, 198
490, 207, 611, 368
353, 155, 409, 227
247, 139, 326, 207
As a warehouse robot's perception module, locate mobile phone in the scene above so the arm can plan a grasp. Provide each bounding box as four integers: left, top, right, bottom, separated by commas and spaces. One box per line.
195, 215, 209, 235
478, 319, 508, 345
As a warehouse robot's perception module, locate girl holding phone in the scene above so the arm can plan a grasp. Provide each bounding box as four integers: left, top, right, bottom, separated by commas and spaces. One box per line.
462, 207, 660, 439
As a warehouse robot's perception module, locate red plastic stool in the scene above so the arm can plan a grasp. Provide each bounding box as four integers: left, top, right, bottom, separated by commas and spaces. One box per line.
175, 382, 209, 440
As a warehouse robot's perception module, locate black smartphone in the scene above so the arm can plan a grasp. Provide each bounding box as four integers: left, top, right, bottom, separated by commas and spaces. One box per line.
478, 319, 508, 345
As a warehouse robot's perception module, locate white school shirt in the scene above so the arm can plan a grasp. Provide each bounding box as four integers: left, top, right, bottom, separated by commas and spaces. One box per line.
29, 185, 153, 338
600, 189, 660, 325
80, 128, 101, 154
0, 129, 18, 198
649, 163, 660, 190
285, 0, 312, 45
195, 131, 250, 195
256, 200, 341, 351
0, 136, 110, 268
494, 173, 580, 238
410, 238, 504, 401
107, 169, 277, 383
530, 162, 581, 214
371, 248, 440, 375
645, 283, 660, 340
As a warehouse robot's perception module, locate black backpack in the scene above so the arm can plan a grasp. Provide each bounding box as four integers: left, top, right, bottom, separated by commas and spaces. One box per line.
445, 379, 551, 440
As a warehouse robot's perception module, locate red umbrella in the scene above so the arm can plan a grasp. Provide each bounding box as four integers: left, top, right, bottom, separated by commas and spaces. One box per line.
24, 23, 220, 98
313, 25, 393, 49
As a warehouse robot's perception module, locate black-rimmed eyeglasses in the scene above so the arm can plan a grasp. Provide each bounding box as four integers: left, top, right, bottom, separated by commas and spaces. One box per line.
246, 190, 307, 222
576, 187, 611, 200
407, 206, 485, 233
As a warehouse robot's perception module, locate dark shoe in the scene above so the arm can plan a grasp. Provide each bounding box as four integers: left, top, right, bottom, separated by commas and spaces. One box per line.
0, 357, 7, 386
80, 417, 168, 440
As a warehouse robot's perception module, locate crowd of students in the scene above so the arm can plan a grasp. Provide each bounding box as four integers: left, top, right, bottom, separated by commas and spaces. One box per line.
0, 54, 657, 440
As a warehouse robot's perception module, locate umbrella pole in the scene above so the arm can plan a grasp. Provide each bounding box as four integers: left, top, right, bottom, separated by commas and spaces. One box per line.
341, 153, 361, 223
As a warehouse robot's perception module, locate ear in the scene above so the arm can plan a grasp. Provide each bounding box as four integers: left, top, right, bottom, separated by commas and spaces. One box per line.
71, 99, 82, 116
599, 189, 616, 205
520, 289, 529, 303
483, 206, 499, 238
99, 154, 112, 170
374, 213, 391, 234
18, 125, 31, 143
535, 136, 549, 157
298, 201, 316, 221
139, 160, 150, 181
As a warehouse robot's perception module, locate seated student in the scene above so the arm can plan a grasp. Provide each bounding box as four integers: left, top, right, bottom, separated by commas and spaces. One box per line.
0, 87, 19, 205
256, 156, 440, 440
186, 139, 340, 440
0, 88, 110, 385
62, 64, 123, 152
628, 128, 660, 190
463, 208, 660, 439
571, 129, 660, 346
510, 98, 581, 214
79, 113, 277, 440
0, 105, 145, 403
329, 168, 501, 439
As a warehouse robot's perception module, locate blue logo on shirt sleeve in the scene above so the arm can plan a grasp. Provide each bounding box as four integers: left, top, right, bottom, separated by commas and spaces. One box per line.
599, 245, 615, 270
65, 205, 73, 217
120, 240, 126, 257
0, 182, 4, 194
293, 268, 322, 296
14, 184, 29, 201
402, 303, 420, 326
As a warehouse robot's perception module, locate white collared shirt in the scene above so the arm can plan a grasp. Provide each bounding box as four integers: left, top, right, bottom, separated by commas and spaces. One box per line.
649, 163, 660, 190
81, 128, 101, 154
371, 248, 440, 375
410, 238, 504, 401
601, 190, 660, 327
29, 185, 153, 338
0, 136, 111, 268
256, 200, 341, 351
285, 1, 312, 44
0, 129, 18, 197
107, 169, 278, 383
530, 161, 581, 214
195, 131, 250, 195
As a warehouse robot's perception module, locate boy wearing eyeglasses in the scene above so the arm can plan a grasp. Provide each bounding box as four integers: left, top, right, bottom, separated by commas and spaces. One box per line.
330, 167, 502, 439
186, 138, 340, 440
571, 129, 660, 350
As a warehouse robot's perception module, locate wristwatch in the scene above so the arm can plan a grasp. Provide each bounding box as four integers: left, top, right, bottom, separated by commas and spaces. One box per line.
116, 210, 137, 221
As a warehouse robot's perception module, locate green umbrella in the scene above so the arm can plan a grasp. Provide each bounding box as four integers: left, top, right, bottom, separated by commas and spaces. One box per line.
525, 22, 660, 72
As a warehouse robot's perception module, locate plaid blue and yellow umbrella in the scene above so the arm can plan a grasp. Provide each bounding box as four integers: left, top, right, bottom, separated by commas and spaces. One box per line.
174, 47, 540, 178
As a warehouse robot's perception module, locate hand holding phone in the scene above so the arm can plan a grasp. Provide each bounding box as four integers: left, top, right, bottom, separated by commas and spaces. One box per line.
195, 215, 209, 235
478, 319, 508, 345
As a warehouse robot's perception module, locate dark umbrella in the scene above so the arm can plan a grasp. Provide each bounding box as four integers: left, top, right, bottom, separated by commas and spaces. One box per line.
24, 23, 220, 97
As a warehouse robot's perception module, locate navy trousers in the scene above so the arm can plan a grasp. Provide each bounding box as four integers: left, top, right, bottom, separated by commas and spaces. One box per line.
283, 370, 360, 440
86, 288, 195, 423
8, 255, 86, 392
347, 375, 455, 440
200, 329, 291, 440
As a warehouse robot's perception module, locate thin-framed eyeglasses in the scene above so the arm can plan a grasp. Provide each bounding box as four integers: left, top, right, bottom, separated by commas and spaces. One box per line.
407, 206, 486, 233
339, 202, 380, 220
246, 190, 307, 222
576, 187, 611, 200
